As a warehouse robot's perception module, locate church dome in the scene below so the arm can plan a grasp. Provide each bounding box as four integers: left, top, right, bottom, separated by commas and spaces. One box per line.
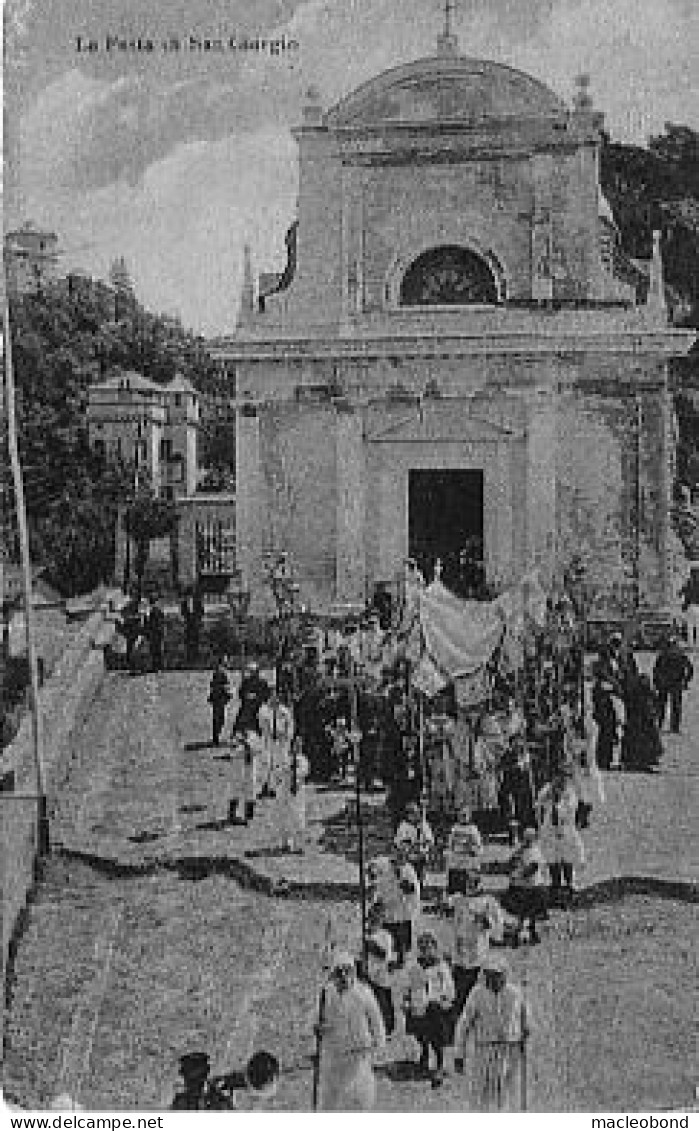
324, 55, 567, 128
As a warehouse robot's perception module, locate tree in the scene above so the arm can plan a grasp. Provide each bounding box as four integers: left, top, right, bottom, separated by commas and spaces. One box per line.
8, 284, 220, 595
123, 490, 180, 597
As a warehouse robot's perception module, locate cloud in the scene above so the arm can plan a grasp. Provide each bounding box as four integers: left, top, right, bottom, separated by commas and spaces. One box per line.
508, 0, 699, 140
26, 127, 298, 334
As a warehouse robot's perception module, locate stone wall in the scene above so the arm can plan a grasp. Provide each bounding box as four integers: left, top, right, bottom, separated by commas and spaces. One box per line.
361, 159, 534, 306
554, 380, 670, 614
1, 609, 114, 977
259, 401, 338, 607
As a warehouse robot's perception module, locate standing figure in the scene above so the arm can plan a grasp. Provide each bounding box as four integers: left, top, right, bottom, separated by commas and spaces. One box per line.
450, 887, 504, 1023
181, 589, 203, 667
685, 600, 699, 651
233, 662, 270, 735
377, 841, 421, 967
502, 827, 548, 944
120, 597, 143, 675
536, 770, 584, 906
147, 599, 166, 672
364, 929, 397, 1036
209, 659, 231, 747
570, 720, 605, 824
395, 802, 434, 885
454, 957, 530, 1112
228, 731, 263, 826
316, 951, 386, 1111
258, 687, 294, 798
402, 930, 455, 1087
591, 671, 619, 771
445, 810, 483, 897
498, 739, 536, 844
653, 634, 694, 734
621, 671, 663, 771
276, 735, 309, 853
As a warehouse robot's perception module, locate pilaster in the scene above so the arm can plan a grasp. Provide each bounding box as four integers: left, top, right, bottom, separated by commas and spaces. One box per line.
335, 403, 367, 604
235, 404, 264, 609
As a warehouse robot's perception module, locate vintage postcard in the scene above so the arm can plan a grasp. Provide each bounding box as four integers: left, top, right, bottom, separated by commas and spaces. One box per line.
2, 0, 698, 1117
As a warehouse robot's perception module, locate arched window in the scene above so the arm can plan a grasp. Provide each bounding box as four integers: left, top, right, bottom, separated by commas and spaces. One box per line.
399, 245, 500, 306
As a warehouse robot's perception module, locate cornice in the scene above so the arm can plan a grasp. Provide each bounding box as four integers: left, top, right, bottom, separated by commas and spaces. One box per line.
211, 325, 696, 363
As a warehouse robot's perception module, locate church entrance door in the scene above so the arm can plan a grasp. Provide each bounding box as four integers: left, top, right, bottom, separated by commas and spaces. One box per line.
408, 469, 485, 597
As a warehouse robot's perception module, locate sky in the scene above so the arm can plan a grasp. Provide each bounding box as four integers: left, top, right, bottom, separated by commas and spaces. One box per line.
4, 0, 699, 335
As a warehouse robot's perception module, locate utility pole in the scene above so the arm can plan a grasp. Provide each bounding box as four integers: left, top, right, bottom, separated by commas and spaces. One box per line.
3, 295, 49, 853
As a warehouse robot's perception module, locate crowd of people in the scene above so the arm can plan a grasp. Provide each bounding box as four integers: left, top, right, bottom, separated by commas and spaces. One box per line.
112, 578, 693, 1112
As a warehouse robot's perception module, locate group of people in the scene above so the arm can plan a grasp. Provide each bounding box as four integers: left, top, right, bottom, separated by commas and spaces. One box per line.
208, 658, 309, 852
313, 824, 532, 1109
117, 596, 166, 674
591, 630, 693, 772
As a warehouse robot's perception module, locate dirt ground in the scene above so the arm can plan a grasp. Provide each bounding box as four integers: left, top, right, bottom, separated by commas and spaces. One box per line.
3, 856, 695, 1112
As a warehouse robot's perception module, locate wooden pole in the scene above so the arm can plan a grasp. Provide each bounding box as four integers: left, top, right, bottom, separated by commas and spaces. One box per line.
3, 297, 49, 852
520, 968, 528, 1112
311, 984, 326, 1111
350, 672, 368, 970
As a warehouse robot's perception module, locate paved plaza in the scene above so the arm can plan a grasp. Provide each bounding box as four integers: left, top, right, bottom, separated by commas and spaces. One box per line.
3, 664, 697, 1111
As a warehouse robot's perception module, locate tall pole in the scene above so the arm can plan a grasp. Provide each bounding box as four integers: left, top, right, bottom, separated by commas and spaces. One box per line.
3, 298, 49, 852
520, 967, 528, 1111
634, 393, 642, 616
350, 671, 368, 970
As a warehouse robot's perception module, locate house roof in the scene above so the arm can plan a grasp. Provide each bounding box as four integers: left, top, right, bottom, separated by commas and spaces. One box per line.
166, 373, 197, 394
90, 370, 163, 395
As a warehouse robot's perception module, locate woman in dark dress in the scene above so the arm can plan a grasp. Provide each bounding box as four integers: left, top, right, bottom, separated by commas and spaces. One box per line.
592, 673, 618, 771
621, 672, 662, 772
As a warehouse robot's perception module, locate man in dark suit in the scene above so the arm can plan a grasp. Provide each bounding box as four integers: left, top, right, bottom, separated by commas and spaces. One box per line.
653, 634, 694, 734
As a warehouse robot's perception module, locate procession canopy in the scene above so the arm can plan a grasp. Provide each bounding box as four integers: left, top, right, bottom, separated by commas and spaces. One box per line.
421, 577, 504, 680
405, 569, 548, 698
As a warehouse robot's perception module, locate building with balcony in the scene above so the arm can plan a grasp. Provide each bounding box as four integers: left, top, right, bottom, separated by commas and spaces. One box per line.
86, 371, 199, 500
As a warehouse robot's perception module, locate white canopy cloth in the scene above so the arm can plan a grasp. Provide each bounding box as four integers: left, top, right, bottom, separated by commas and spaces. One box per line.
407, 572, 548, 700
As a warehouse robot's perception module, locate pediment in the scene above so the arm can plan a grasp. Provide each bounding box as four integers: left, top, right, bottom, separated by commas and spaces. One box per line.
367, 401, 518, 445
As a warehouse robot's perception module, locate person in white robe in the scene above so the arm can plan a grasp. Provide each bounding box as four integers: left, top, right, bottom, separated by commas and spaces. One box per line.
276, 735, 309, 852
258, 689, 294, 798
454, 956, 530, 1112
536, 769, 585, 904
316, 951, 386, 1111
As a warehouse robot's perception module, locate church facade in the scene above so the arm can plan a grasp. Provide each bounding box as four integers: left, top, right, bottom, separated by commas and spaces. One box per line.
214, 35, 695, 618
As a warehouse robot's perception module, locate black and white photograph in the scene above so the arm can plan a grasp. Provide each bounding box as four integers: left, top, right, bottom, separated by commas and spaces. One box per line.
1, 0, 698, 1116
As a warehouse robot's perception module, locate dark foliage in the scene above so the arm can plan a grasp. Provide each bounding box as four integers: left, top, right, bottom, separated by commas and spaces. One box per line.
7, 284, 226, 595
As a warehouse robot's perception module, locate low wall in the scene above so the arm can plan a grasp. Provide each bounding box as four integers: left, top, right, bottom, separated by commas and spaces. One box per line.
1, 606, 116, 979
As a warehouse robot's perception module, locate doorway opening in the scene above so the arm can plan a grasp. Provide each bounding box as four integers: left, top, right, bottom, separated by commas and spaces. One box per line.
408, 469, 485, 598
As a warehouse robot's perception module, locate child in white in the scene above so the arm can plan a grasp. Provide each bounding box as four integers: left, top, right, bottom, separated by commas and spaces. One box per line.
445, 812, 483, 896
